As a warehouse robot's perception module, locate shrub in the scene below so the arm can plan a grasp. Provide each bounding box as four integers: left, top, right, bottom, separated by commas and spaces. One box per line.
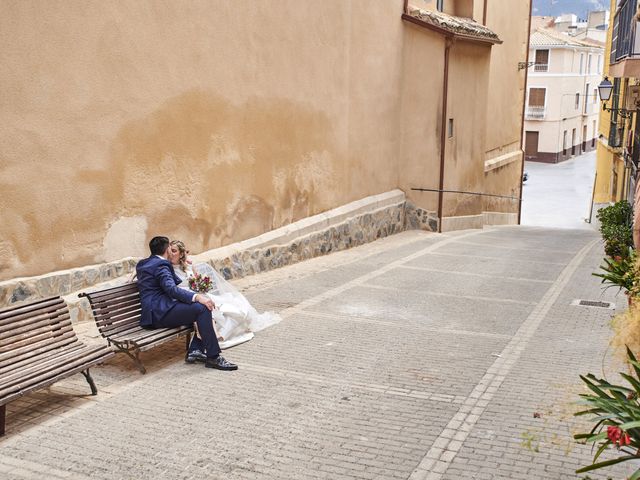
597, 202, 634, 258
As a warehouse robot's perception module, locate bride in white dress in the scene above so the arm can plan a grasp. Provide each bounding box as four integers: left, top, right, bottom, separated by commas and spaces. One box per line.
169, 240, 281, 349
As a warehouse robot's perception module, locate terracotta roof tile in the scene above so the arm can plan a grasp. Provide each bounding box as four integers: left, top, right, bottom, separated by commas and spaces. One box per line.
406, 7, 501, 43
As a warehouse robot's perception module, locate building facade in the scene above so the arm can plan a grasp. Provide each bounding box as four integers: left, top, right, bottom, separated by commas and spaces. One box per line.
0, 0, 531, 281
523, 28, 604, 163
594, 0, 639, 207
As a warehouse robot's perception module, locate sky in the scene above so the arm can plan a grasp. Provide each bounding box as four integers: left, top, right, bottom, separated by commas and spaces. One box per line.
532, 0, 609, 19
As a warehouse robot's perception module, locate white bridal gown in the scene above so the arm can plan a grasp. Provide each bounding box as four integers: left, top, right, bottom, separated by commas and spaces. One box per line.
175, 263, 281, 349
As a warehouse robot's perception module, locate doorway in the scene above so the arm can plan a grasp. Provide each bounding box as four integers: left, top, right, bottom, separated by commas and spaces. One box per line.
525, 131, 539, 158
571, 128, 576, 155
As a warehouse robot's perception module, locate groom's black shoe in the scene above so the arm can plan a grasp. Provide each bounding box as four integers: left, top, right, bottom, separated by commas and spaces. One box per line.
185, 349, 207, 364
205, 356, 238, 371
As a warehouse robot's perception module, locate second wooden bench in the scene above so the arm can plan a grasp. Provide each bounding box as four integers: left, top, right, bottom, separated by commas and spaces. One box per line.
79, 282, 192, 374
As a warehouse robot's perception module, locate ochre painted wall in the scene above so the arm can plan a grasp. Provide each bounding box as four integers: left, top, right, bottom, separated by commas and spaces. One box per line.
482, 0, 530, 215
1, 0, 529, 281
1, 0, 405, 279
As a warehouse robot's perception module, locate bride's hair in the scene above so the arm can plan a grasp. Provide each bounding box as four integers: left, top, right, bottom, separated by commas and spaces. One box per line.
170, 240, 189, 273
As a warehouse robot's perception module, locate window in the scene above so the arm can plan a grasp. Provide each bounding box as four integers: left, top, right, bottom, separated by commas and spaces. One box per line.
593, 88, 598, 103
575, 93, 580, 109
580, 53, 584, 74
528, 88, 546, 107
584, 84, 590, 113
448, 118, 454, 138
598, 54, 602, 72
436, 0, 444, 11
588, 54, 592, 73
534, 50, 549, 72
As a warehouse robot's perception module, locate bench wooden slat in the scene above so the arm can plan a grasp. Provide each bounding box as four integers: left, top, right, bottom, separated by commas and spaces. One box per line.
91, 299, 141, 318
0, 342, 86, 377
0, 347, 113, 405
0, 331, 78, 366
99, 316, 143, 336
111, 326, 192, 347
0, 344, 107, 390
0, 300, 67, 328
0, 297, 63, 321
0, 313, 73, 340
0, 314, 72, 344
81, 283, 140, 301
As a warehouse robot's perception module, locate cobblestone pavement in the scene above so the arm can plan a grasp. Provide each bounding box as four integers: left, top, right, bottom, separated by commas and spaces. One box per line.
0, 226, 630, 479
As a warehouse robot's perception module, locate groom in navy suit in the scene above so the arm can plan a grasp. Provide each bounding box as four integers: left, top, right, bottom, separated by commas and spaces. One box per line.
136, 236, 237, 371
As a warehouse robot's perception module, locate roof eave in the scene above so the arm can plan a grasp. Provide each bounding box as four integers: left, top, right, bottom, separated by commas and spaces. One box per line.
401, 13, 502, 45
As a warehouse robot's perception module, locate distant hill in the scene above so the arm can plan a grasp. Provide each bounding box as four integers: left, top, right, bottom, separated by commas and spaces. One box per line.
532, 0, 608, 20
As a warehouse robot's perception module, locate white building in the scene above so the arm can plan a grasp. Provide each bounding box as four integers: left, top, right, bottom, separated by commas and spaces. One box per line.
524, 27, 605, 162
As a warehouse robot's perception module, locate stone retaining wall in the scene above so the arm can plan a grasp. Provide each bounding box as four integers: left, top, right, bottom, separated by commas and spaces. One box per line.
0, 190, 438, 324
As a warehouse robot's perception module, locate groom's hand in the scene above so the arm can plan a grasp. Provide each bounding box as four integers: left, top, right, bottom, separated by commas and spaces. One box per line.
195, 294, 215, 311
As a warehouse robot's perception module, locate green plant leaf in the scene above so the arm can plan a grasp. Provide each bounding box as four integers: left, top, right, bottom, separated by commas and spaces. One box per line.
576, 455, 636, 473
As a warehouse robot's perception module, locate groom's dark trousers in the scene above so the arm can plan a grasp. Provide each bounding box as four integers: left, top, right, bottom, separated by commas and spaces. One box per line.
136, 255, 221, 358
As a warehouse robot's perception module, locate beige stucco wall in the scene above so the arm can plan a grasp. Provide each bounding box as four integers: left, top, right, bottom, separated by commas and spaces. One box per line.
1, 0, 407, 280
398, 24, 445, 215
442, 41, 490, 218
1, 0, 529, 281
482, 0, 530, 215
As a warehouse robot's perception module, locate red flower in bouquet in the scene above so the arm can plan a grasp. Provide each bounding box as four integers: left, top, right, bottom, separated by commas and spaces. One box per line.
188, 272, 213, 293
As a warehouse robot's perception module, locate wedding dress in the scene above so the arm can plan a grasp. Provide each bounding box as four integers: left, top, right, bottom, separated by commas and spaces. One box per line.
175, 263, 281, 349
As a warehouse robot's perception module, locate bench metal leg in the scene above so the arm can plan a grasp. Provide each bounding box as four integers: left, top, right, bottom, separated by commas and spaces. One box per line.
111, 340, 146, 374
81, 369, 98, 396
0, 404, 5, 436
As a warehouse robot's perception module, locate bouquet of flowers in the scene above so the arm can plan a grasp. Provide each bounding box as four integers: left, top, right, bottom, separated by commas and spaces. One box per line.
188, 272, 213, 293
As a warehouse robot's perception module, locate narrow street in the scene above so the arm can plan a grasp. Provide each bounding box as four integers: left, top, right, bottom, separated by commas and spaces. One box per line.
0, 221, 626, 479
521, 150, 597, 229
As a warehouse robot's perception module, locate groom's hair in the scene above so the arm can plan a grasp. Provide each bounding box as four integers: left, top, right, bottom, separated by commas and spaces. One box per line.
149, 236, 170, 256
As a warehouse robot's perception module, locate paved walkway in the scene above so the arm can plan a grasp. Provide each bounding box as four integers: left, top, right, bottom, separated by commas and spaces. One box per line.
0, 226, 629, 479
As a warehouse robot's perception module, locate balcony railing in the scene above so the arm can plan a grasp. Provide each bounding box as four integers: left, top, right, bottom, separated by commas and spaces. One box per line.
611, 0, 640, 63
526, 106, 546, 119
534, 63, 548, 72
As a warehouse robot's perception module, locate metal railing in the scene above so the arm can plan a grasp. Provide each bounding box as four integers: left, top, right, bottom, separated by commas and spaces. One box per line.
611, 0, 640, 63
534, 63, 548, 72
525, 106, 546, 119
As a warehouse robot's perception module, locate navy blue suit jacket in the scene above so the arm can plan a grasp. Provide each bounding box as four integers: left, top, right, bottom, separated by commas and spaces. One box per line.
136, 255, 195, 327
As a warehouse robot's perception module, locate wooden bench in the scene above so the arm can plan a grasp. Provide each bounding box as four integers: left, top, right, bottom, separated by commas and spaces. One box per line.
0, 296, 114, 436
79, 282, 192, 374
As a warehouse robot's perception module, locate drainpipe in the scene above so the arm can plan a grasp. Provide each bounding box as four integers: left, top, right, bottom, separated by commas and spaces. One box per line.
437, 38, 452, 233
517, 0, 534, 225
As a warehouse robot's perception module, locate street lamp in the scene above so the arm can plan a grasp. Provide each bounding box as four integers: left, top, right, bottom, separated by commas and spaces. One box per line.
598, 77, 634, 118
598, 77, 613, 101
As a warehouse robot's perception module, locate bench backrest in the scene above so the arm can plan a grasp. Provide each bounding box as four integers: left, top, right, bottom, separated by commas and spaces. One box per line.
79, 282, 142, 338
0, 297, 77, 374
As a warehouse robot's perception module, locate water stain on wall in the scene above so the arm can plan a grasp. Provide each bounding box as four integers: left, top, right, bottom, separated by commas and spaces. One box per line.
104, 89, 338, 261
